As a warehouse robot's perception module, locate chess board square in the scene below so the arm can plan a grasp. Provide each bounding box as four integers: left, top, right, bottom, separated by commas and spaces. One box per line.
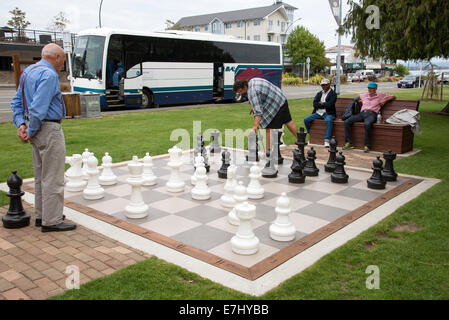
139, 215, 201, 237
112, 207, 170, 224
116, 174, 130, 184
289, 212, 330, 234
88, 197, 130, 215
297, 203, 350, 221
318, 195, 367, 211
104, 183, 132, 197
171, 225, 234, 251
152, 167, 171, 177
175, 204, 227, 223
343, 169, 372, 180
253, 223, 307, 250
152, 183, 192, 196
148, 197, 200, 214
251, 204, 278, 222
206, 215, 267, 234
263, 181, 299, 194
303, 181, 351, 194
287, 188, 331, 202
336, 187, 381, 202
261, 196, 313, 212
350, 180, 395, 193
64, 191, 116, 207
177, 191, 222, 204
208, 241, 279, 268
140, 189, 172, 204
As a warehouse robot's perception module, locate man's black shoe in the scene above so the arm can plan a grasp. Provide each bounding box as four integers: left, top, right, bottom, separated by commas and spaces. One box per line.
41, 221, 76, 233
35, 215, 65, 227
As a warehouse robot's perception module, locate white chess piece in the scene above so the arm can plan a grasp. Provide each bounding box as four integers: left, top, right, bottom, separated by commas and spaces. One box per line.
142, 152, 157, 186
65, 154, 87, 192
228, 181, 247, 226
246, 163, 264, 199
83, 153, 104, 200
269, 192, 296, 242
166, 146, 185, 193
191, 154, 204, 186
99, 152, 117, 186
191, 162, 211, 200
81, 148, 90, 180
231, 201, 259, 255
220, 164, 237, 208
125, 156, 149, 219
279, 128, 286, 150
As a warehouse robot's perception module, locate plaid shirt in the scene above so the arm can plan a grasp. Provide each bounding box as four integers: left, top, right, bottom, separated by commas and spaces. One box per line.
247, 78, 286, 128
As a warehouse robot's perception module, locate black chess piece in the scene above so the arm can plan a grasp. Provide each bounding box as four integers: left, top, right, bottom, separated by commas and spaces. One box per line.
331, 152, 349, 183
262, 131, 278, 178
367, 156, 386, 189
303, 147, 319, 176
277, 130, 284, 165
296, 127, 308, 163
217, 149, 231, 179
381, 150, 398, 182
209, 130, 221, 154
2, 171, 30, 229
324, 136, 338, 172
200, 139, 210, 173
288, 148, 306, 183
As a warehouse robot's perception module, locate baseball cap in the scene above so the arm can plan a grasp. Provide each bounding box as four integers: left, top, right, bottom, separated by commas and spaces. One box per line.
320, 79, 330, 85
367, 82, 378, 88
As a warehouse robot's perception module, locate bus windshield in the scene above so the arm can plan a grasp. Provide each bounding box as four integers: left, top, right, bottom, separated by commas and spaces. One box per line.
73, 35, 105, 79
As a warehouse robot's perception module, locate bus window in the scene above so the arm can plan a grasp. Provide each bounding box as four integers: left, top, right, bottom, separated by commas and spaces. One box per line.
72, 35, 105, 80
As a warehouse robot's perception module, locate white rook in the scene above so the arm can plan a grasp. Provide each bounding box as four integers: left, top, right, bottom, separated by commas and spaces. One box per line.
231, 201, 259, 255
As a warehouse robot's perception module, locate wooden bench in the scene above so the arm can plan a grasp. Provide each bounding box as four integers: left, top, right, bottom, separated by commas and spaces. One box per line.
308, 97, 420, 154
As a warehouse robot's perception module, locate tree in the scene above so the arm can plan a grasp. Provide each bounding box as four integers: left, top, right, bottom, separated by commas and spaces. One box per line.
285, 26, 330, 73
394, 64, 409, 77
165, 19, 181, 30
342, 0, 449, 61
49, 11, 70, 32
7, 7, 30, 36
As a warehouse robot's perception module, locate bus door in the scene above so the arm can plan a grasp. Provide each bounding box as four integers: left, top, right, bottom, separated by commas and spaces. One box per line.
123, 52, 143, 107
213, 63, 224, 100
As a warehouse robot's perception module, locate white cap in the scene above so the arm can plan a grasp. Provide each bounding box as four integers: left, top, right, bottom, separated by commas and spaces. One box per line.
320, 78, 330, 85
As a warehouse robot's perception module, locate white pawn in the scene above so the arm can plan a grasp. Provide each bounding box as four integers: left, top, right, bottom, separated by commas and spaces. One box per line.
191, 163, 211, 200
191, 154, 204, 186
125, 156, 149, 219
81, 148, 90, 180
246, 163, 264, 199
65, 154, 87, 192
228, 181, 247, 226
220, 164, 237, 208
99, 152, 117, 186
166, 146, 185, 193
83, 153, 104, 200
231, 201, 259, 255
142, 152, 157, 186
269, 192, 296, 242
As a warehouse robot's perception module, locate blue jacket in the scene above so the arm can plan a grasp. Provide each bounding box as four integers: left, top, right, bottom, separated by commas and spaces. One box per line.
312, 89, 337, 116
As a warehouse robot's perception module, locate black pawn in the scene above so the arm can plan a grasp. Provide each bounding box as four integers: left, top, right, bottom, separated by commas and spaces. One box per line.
324, 136, 338, 172
303, 147, 319, 176
217, 149, 231, 179
288, 148, 306, 183
2, 171, 30, 229
382, 150, 398, 182
367, 156, 386, 189
331, 152, 349, 183
277, 130, 284, 165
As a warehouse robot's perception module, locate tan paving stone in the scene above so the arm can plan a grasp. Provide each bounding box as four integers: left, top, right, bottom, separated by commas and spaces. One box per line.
5, 246, 26, 257
16, 253, 38, 264
41, 246, 61, 256
15, 240, 34, 250
55, 252, 77, 264
122, 259, 137, 267
2, 287, 30, 300
41, 267, 65, 281
21, 268, 45, 281
60, 246, 81, 255
126, 252, 150, 262
65, 240, 84, 248
104, 258, 125, 269
87, 234, 106, 242
83, 268, 105, 279
47, 287, 65, 297
0, 269, 22, 282
0, 278, 14, 292
94, 245, 114, 254
26, 246, 45, 256
26, 287, 48, 300
112, 246, 133, 255
74, 252, 94, 263
0, 254, 20, 266
0, 239, 16, 250
49, 240, 66, 249
30, 260, 51, 272
12, 276, 37, 291
101, 268, 116, 276
10, 260, 31, 272
86, 259, 109, 272
34, 277, 60, 293
38, 252, 58, 263
0, 261, 10, 273
49, 260, 69, 272
107, 251, 129, 262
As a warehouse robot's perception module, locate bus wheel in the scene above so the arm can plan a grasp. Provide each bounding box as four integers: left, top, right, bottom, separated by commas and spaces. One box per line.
141, 89, 154, 108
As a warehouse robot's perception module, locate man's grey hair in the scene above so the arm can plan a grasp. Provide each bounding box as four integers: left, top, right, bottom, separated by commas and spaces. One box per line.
41, 43, 65, 58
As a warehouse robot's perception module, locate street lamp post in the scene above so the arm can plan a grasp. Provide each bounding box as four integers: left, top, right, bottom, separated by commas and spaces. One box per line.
99, 0, 104, 28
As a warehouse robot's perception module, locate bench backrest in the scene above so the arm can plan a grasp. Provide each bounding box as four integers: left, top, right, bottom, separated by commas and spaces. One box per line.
335, 97, 420, 120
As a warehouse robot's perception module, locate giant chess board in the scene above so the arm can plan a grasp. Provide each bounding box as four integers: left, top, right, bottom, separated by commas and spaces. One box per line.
22, 148, 422, 283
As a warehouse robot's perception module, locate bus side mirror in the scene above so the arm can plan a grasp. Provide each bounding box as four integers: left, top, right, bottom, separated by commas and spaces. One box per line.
96, 69, 102, 79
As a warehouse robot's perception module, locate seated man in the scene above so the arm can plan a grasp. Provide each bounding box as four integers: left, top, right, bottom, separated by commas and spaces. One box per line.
304, 78, 337, 147
343, 82, 396, 152
233, 78, 298, 151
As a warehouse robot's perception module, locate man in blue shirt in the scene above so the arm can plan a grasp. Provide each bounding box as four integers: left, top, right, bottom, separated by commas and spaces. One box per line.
11, 43, 76, 233
233, 78, 298, 150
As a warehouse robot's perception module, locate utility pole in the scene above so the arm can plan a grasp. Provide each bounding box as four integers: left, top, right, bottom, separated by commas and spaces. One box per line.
335, 0, 342, 95
99, 0, 104, 28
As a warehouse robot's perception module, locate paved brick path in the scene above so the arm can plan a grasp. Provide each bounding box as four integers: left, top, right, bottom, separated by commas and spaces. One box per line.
0, 203, 152, 300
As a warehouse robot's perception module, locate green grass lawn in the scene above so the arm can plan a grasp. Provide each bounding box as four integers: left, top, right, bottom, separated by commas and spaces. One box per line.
1, 87, 448, 299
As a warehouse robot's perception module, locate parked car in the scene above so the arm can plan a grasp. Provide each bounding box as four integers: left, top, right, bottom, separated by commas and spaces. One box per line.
397, 75, 424, 88
347, 73, 359, 82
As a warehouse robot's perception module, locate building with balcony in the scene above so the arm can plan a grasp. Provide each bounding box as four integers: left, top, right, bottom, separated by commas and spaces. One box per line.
176, 1, 297, 45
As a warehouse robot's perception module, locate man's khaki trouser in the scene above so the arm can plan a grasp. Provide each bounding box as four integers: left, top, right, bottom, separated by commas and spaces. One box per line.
30, 122, 66, 226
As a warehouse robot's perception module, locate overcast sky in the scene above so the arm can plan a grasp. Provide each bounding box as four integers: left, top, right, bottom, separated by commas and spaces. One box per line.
1, 0, 353, 48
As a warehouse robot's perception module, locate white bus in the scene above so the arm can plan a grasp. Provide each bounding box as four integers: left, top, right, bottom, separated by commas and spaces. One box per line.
71, 28, 283, 109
